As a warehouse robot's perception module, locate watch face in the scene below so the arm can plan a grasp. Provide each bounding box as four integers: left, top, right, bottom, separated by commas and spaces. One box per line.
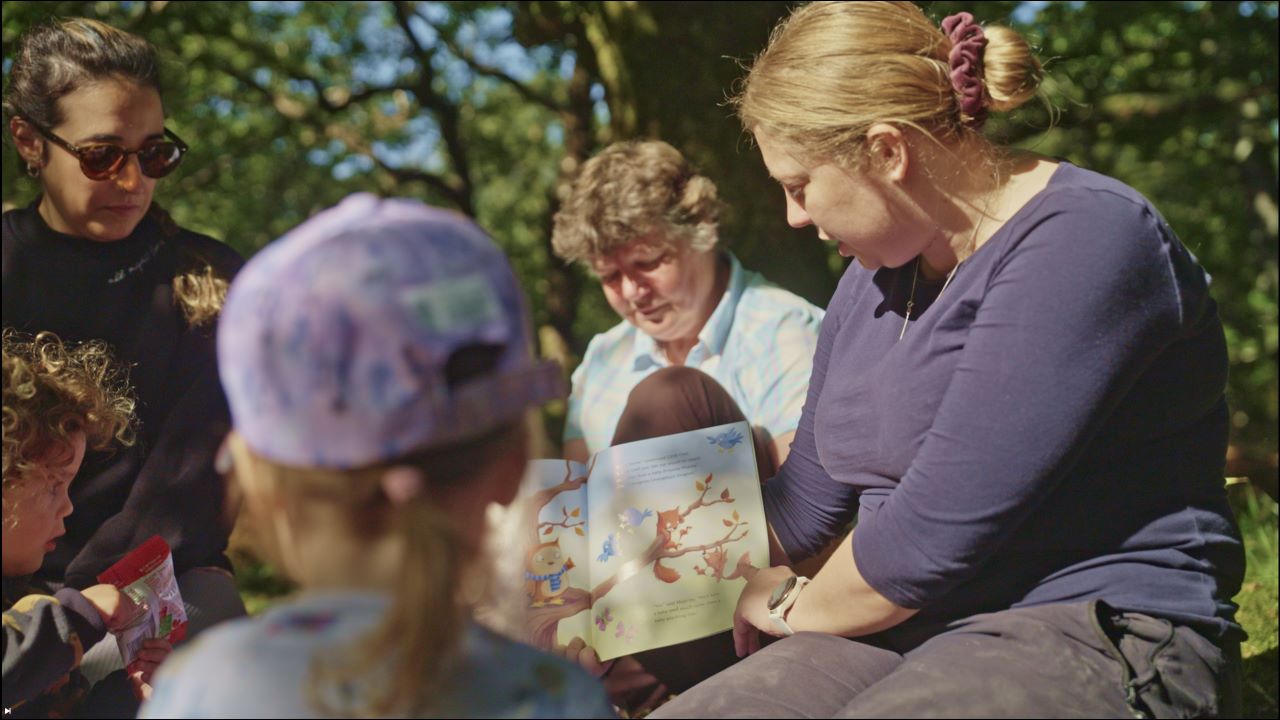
768, 575, 797, 611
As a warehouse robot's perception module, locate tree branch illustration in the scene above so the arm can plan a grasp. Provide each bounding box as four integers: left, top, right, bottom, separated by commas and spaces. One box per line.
520, 457, 595, 649
539, 506, 586, 535
523, 457, 593, 545
676, 474, 734, 526
694, 535, 758, 583
658, 521, 748, 562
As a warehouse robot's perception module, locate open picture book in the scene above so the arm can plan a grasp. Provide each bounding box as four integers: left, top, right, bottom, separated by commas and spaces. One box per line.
514, 420, 767, 661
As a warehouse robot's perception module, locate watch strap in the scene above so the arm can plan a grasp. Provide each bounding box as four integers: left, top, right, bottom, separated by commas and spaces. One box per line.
768, 575, 810, 636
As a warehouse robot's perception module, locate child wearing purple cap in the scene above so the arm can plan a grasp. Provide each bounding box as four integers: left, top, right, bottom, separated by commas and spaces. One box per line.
139, 194, 614, 718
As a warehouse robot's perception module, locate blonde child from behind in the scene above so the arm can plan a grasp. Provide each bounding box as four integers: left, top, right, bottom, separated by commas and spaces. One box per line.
139, 194, 614, 718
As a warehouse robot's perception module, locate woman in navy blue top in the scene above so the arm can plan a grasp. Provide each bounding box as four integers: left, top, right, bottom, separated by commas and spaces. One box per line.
651, 3, 1244, 718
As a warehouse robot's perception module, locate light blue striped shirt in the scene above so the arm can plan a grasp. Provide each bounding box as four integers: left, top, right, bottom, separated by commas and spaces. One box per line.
566, 252, 824, 454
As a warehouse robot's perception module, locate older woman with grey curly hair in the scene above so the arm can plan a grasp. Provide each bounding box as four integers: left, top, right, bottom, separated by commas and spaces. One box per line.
554, 140, 823, 478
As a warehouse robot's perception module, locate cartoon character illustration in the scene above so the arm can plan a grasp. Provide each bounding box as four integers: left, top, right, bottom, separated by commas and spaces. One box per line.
652, 507, 686, 584
594, 607, 614, 631
524, 539, 576, 607
655, 507, 683, 551
617, 507, 653, 534
707, 426, 746, 452
700, 548, 727, 577
597, 533, 620, 563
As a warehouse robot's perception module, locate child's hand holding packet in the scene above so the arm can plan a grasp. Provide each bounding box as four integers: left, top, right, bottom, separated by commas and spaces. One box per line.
96, 535, 188, 671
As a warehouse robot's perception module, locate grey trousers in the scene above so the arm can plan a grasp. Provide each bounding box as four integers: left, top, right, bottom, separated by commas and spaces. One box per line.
650, 600, 1241, 719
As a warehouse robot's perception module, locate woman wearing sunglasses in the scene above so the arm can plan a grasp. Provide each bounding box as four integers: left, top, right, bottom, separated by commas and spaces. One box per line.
2, 16, 246, 687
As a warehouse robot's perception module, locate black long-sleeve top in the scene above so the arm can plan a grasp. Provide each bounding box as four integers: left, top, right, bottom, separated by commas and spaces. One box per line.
3, 201, 244, 589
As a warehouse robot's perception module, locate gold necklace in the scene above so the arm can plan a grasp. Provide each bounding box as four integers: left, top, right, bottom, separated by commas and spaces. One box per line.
898, 188, 997, 342
898, 256, 964, 341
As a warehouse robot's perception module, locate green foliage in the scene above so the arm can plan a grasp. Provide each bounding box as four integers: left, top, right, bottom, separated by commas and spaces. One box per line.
954, 0, 1279, 486
1230, 485, 1279, 717
229, 547, 296, 617
2, 0, 1274, 457
4, 1, 1273, 482
5, 3, 1272, 712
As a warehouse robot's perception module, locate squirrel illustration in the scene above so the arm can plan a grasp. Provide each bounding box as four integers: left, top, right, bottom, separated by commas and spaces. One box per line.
655, 507, 683, 551
652, 508, 685, 584
702, 548, 727, 577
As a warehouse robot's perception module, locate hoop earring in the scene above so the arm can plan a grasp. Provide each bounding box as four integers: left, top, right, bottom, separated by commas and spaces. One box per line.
25, 162, 41, 178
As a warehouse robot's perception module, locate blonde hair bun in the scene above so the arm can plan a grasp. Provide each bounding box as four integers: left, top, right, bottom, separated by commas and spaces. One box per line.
734, 2, 1047, 166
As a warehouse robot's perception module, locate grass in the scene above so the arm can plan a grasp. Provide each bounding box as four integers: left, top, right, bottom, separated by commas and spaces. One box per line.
1230, 484, 1279, 718
228, 546, 295, 616
231, 485, 1280, 715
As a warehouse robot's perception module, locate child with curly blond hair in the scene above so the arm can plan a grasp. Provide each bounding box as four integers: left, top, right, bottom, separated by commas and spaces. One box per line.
3, 331, 169, 718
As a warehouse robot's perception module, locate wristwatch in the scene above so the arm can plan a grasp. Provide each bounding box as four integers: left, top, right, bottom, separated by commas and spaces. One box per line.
766, 574, 810, 636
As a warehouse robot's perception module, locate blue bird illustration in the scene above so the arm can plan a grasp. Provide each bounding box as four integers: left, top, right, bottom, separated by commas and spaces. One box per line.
707, 427, 746, 452
597, 533, 620, 563
617, 507, 653, 534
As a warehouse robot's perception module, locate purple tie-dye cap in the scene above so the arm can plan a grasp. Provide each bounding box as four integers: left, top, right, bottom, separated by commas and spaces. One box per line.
217, 193, 565, 469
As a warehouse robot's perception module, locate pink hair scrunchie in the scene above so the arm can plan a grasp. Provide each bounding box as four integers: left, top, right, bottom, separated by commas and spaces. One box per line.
941, 11, 989, 129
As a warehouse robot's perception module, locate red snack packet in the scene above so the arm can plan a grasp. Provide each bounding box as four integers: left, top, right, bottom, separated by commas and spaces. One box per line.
97, 535, 188, 666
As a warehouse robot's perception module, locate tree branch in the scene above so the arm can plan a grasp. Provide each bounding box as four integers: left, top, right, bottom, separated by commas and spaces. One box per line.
223, 59, 437, 206
522, 458, 591, 548
373, 158, 469, 208
305, 78, 418, 113
392, 0, 475, 214
699, 548, 756, 582
677, 474, 733, 525
660, 521, 748, 562
433, 31, 564, 112
539, 505, 586, 534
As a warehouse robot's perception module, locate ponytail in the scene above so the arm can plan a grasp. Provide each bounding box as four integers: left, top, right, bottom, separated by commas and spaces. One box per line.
228, 422, 523, 716
310, 501, 466, 716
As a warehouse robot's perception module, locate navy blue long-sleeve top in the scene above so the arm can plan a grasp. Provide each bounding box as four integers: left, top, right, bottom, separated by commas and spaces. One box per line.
763, 162, 1245, 642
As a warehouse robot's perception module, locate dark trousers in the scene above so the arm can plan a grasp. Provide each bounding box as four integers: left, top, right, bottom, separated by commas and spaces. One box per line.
650, 600, 1242, 719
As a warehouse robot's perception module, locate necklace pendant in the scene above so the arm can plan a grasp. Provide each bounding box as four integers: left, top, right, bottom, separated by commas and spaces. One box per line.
899, 258, 921, 343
